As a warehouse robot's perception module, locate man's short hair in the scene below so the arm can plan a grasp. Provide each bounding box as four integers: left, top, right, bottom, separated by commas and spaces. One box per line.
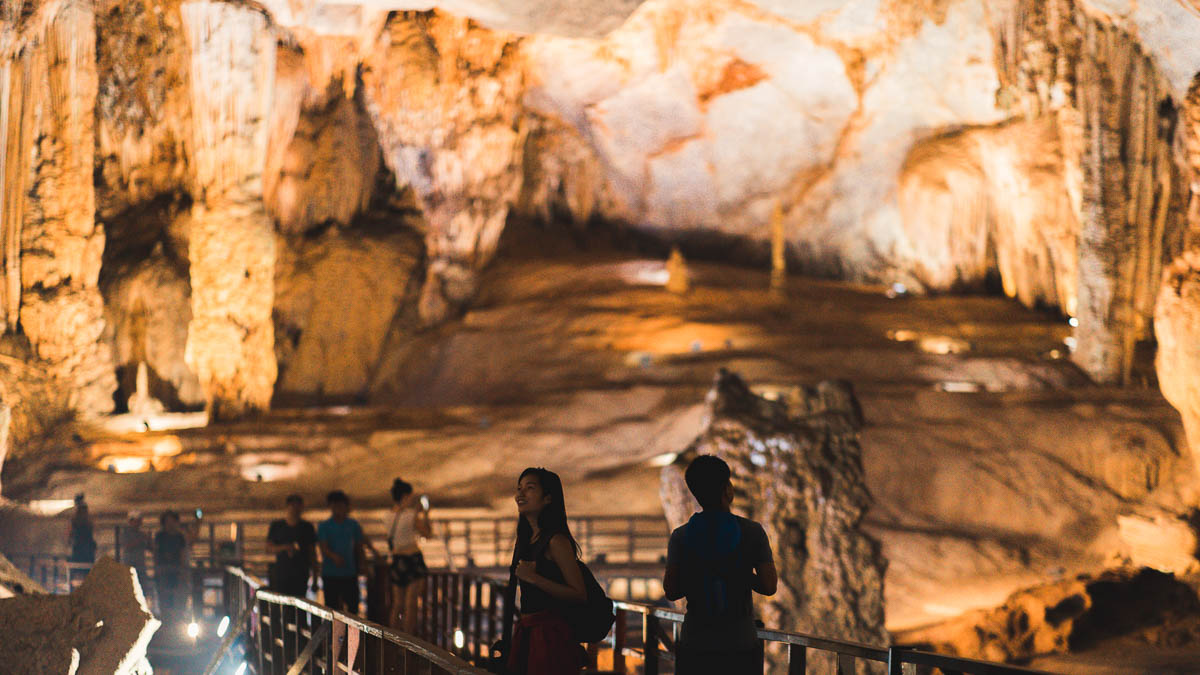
684, 455, 731, 510
285, 494, 303, 506
160, 509, 179, 527
326, 490, 349, 505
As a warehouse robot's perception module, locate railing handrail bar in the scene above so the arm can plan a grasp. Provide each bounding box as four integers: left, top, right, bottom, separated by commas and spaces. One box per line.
224, 564, 263, 590
612, 599, 890, 662
890, 647, 1054, 675
231, 569, 488, 674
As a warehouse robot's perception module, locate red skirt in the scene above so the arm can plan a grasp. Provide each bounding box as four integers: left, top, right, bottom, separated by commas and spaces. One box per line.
507, 611, 581, 675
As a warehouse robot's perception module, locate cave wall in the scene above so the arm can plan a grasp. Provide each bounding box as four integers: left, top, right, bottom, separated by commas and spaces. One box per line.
1, 0, 1200, 439
1, 0, 117, 425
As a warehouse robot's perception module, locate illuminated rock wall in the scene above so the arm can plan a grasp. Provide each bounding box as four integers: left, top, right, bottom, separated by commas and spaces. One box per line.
1, 0, 1199, 436
1, 1, 117, 420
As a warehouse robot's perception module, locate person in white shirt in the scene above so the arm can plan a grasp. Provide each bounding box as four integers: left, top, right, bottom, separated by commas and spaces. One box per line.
386, 478, 432, 633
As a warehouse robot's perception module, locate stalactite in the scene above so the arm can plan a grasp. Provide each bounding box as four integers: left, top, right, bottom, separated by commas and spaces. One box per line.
995, 0, 1191, 385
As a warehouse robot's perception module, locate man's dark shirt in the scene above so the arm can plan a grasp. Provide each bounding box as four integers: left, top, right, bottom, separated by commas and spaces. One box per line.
154, 530, 188, 569
667, 512, 772, 651
267, 518, 316, 584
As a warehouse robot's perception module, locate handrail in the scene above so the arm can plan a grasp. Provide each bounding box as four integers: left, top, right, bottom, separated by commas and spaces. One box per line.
220, 565, 490, 675
255, 588, 488, 673
424, 570, 1053, 675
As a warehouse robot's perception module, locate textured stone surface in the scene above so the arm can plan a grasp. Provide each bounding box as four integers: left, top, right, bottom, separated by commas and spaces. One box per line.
274, 226, 422, 401
1156, 251, 1200, 472
661, 370, 887, 665
359, 10, 524, 323
0, 557, 159, 675
184, 197, 277, 419
102, 249, 203, 410
896, 567, 1200, 663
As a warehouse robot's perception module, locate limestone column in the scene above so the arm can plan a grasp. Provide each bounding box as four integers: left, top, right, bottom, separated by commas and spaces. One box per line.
0, 1, 117, 417
180, 1, 278, 419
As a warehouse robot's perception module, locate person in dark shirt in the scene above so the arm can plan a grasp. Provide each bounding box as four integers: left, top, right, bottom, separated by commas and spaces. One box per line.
121, 511, 150, 585
154, 510, 191, 623
68, 496, 97, 565
663, 455, 777, 675
266, 494, 318, 598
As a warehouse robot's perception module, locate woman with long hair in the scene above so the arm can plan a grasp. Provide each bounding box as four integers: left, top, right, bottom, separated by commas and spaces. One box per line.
385, 478, 431, 634
507, 468, 587, 675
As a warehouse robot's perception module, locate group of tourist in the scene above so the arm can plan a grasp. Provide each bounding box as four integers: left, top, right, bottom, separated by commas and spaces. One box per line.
69, 454, 774, 675
69, 495, 200, 624
263, 479, 432, 634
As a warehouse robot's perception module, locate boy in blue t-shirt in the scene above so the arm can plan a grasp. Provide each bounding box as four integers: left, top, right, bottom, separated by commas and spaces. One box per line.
317, 490, 379, 614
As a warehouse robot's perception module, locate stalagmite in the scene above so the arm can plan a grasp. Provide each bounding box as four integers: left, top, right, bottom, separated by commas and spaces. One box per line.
770, 201, 786, 294
1155, 250, 1200, 473
666, 246, 689, 294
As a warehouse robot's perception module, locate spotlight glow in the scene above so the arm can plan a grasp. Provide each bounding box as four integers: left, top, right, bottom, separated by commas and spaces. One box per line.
186, 621, 200, 639
217, 615, 230, 638
454, 629, 465, 649
234, 663, 248, 675
1068, 316, 1079, 327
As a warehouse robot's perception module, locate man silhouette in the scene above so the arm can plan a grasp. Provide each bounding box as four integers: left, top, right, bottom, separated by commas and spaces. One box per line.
663, 455, 777, 674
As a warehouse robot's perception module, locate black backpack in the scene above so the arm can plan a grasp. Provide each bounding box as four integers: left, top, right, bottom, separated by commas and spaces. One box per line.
562, 560, 615, 643
507, 538, 616, 644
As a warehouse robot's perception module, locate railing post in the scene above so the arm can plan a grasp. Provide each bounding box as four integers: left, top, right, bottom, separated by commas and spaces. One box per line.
626, 518, 636, 563
837, 653, 855, 675
459, 576, 471, 658
644, 612, 659, 675
886, 647, 902, 675
788, 643, 807, 674
612, 608, 627, 675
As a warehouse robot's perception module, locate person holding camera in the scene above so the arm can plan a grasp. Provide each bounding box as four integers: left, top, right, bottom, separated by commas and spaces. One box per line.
318, 490, 379, 614
385, 478, 432, 634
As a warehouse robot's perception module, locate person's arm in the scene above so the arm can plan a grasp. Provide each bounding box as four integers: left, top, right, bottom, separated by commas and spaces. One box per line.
751, 527, 777, 596
662, 529, 684, 600
752, 560, 777, 596
307, 527, 320, 579
514, 535, 587, 604
415, 508, 433, 538
663, 563, 684, 600
317, 526, 344, 567
357, 522, 380, 560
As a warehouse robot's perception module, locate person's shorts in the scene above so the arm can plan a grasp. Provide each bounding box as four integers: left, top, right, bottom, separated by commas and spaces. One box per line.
388, 551, 428, 587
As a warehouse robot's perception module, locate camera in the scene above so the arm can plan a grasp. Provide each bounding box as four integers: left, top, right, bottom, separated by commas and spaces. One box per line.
194, 508, 203, 520
419, 495, 430, 511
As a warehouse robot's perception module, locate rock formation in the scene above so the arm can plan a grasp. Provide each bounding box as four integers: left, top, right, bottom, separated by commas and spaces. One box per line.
0, 0, 1196, 466
896, 567, 1200, 664
1155, 250, 1200, 474
661, 370, 887, 666
0, 557, 158, 674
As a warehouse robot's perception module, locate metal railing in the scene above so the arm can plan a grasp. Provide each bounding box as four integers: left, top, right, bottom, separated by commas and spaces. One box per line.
213, 566, 490, 675
7, 513, 668, 581
417, 570, 1054, 675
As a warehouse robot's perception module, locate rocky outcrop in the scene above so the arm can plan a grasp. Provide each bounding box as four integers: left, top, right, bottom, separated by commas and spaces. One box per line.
661, 370, 887, 665
0, 557, 158, 674
896, 567, 1200, 663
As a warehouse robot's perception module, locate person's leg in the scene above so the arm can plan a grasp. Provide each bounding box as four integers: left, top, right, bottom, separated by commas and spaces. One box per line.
346, 576, 361, 615
321, 576, 341, 611
402, 579, 423, 635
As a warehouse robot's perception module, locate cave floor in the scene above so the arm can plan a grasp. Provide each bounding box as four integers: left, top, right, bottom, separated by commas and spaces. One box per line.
6, 244, 1195, 639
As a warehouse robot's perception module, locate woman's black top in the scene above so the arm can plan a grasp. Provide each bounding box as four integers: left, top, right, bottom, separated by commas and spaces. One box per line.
517, 534, 566, 615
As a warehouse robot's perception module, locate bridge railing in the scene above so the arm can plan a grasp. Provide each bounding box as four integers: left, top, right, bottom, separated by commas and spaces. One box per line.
419, 570, 1053, 675
215, 566, 490, 675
